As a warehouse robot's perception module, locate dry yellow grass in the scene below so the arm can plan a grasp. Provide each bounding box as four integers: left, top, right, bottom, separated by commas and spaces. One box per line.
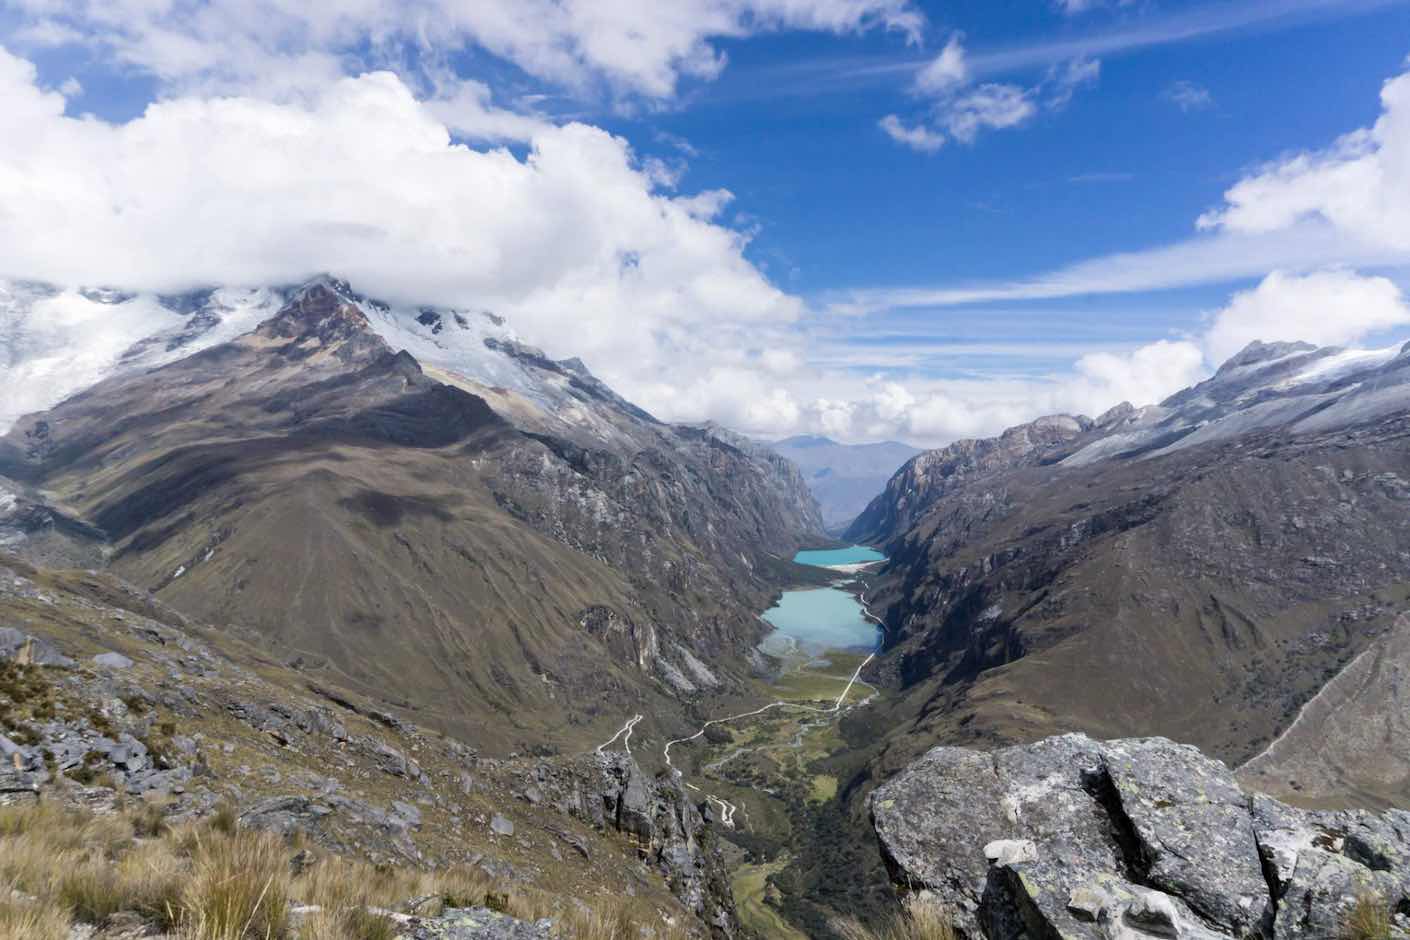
0, 800, 698, 940
179, 827, 291, 939
835, 897, 958, 940
0, 896, 70, 940
1343, 893, 1395, 940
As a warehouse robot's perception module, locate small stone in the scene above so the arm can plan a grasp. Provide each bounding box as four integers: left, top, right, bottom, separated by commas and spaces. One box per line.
490, 813, 514, 837
984, 838, 1038, 867
1123, 892, 1180, 932
392, 800, 423, 828
1067, 885, 1109, 922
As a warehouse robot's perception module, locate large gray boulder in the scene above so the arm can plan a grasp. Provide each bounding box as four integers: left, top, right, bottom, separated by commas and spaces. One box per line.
0, 627, 73, 666
871, 733, 1410, 939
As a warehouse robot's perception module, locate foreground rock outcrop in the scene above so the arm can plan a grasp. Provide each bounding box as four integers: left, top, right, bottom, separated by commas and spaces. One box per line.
871, 734, 1410, 939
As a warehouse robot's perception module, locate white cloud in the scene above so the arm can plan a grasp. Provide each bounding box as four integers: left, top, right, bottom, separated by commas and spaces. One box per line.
1202, 269, 1410, 363
0, 46, 803, 415
914, 34, 968, 94
941, 82, 1037, 143
8, 0, 924, 102
1047, 57, 1100, 109
1198, 70, 1410, 254
879, 114, 945, 153
1053, 0, 1135, 16
882, 33, 1098, 151
1164, 79, 1213, 112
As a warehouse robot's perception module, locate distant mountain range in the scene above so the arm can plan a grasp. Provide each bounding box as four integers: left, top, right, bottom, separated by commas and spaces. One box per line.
767, 435, 920, 531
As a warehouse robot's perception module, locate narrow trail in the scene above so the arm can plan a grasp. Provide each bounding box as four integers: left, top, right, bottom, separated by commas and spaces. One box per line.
595, 714, 643, 755
592, 577, 887, 830
657, 580, 886, 829
1237, 645, 1378, 771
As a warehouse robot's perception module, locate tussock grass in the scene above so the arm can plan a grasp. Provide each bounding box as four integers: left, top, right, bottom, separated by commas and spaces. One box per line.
0, 800, 698, 939
0, 895, 70, 940
180, 827, 291, 940
1343, 893, 1394, 940
836, 897, 958, 940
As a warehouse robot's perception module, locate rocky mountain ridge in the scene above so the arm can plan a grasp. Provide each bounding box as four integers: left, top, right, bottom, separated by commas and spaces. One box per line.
0, 276, 825, 753
842, 339, 1410, 812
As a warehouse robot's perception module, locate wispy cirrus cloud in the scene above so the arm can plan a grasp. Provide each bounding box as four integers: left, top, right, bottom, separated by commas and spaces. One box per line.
746, 0, 1400, 101
842, 60, 1410, 314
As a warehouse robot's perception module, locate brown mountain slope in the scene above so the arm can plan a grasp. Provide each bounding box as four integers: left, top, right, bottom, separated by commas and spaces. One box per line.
0, 279, 824, 752
846, 348, 1410, 808
869, 416, 1410, 778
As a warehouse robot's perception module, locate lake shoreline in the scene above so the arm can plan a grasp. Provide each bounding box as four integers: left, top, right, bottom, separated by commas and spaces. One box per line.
759, 546, 887, 656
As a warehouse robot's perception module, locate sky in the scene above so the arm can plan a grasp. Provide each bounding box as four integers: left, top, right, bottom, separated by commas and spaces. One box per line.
1, 0, 1409, 446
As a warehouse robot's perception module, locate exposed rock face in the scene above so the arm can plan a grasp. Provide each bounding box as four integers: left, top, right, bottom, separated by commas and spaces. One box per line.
845, 414, 1091, 546
404, 907, 554, 939
533, 751, 739, 938
871, 734, 1410, 939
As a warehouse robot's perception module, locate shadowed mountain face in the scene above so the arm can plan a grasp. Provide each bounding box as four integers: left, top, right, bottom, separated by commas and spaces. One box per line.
768, 436, 920, 532
847, 340, 1410, 810
0, 278, 825, 752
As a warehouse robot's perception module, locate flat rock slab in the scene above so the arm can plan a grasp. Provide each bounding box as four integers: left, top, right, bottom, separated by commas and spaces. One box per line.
1100, 737, 1271, 935
403, 907, 553, 939
871, 733, 1410, 940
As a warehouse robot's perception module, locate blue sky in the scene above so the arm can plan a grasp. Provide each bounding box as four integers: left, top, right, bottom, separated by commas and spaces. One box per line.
2, 0, 1410, 443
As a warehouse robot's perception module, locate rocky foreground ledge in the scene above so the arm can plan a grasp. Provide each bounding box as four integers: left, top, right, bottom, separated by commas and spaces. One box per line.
871, 734, 1410, 939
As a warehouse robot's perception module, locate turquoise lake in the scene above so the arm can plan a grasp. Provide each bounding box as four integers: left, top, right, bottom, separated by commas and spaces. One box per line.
760, 545, 885, 653
792, 545, 885, 567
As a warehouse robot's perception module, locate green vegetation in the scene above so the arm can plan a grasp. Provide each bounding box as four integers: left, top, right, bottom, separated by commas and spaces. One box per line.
731, 859, 809, 940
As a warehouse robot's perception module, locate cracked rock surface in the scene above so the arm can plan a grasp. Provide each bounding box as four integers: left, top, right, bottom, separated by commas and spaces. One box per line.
871, 733, 1410, 939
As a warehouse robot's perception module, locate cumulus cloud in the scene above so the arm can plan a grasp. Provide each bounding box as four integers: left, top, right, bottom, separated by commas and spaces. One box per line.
941, 82, 1038, 143
8, 0, 924, 102
1198, 69, 1410, 254
1202, 269, 1410, 364
914, 34, 968, 94
0, 45, 802, 403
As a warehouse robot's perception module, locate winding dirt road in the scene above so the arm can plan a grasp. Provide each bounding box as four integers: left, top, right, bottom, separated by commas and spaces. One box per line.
595, 581, 886, 829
